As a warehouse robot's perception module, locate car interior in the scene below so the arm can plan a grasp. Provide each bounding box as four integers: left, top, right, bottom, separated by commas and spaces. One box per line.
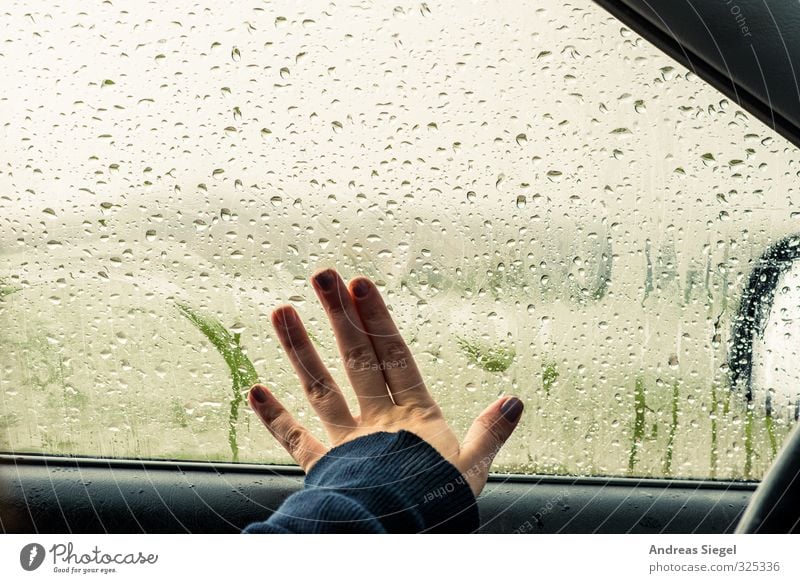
2, 0, 799, 534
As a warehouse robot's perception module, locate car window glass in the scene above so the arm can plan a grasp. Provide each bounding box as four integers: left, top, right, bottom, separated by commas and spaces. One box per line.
1, 0, 797, 478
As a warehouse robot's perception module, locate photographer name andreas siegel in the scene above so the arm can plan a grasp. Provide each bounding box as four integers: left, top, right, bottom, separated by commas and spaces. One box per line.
649, 544, 737, 558
40, 542, 158, 574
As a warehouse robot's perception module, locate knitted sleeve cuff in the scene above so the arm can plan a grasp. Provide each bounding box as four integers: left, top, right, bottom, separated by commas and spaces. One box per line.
302, 430, 479, 533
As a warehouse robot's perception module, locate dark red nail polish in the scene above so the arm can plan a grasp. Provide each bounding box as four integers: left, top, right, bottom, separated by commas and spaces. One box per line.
314, 270, 335, 291
275, 307, 296, 327
352, 279, 370, 298
251, 385, 268, 403
501, 397, 523, 423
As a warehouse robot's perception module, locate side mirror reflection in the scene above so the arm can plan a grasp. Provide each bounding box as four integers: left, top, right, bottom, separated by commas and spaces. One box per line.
731, 235, 800, 421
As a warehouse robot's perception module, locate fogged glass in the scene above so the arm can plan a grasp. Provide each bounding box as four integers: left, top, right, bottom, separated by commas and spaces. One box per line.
1, 0, 797, 478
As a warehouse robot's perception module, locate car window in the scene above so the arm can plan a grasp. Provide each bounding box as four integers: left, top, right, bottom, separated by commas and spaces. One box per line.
1, 0, 797, 479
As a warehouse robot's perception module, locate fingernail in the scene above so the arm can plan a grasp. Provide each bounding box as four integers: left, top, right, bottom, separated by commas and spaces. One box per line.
274, 307, 296, 327
352, 279, 370, 298
500, 397, 523, 423
313, 270, 335, 292
251, 385, 268, 403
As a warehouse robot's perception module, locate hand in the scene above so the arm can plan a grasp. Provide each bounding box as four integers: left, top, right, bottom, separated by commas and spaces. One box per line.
248, 268, 524, 496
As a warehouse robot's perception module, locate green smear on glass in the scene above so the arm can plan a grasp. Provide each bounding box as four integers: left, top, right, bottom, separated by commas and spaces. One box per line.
765, 413, 778, 460
0, 278, 21, 299
628, 376, 647, 474
709, 381, 719, 479
177, 303, 258, 462
744, 404, 754, 480
455, 336, 515, 373
542, 360, 559, 397
663, 380, 680, 476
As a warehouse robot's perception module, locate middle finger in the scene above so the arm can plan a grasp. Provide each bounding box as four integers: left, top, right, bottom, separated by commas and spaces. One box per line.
311, 268, 395, 414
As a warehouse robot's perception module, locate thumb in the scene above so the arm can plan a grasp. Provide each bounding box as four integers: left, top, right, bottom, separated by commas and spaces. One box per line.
458, 397, 524, 496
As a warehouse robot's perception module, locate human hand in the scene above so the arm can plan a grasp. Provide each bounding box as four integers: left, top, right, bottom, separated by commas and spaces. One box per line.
248, 268, 524, 496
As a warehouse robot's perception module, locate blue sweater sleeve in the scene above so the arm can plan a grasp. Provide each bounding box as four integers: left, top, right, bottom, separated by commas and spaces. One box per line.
243, 430, 480, 533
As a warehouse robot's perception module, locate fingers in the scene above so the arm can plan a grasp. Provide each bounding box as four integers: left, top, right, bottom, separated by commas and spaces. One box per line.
248, 384, 327, 472
458, 397, 524, 495
271, 306, 356, 440
348, 277, 431, 407
311, 268, 394, 414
